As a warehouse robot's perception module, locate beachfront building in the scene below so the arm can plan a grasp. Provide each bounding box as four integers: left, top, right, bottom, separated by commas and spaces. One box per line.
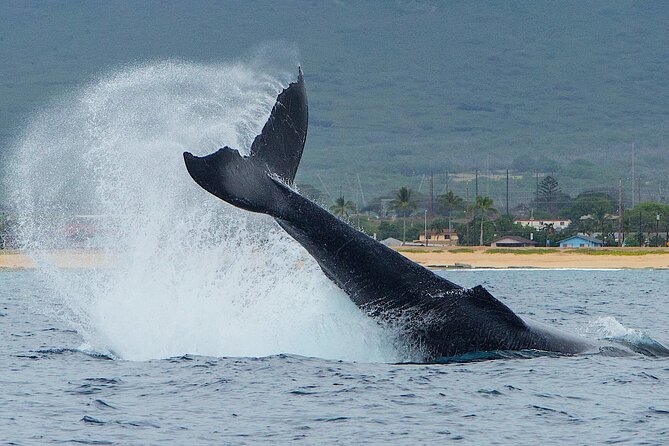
416, 229, 458, 246
380, 237, 403, 247
514, 219, 571, 231
558, 234, 604, 248
490, 235, 538, 248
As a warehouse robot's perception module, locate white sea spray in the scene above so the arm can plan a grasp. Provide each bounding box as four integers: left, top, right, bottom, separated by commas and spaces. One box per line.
6, 60, 398, 362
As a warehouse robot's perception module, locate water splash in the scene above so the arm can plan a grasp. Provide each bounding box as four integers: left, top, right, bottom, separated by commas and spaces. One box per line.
586, 316, 669, 357
586, 316, 637, 339
6, 60, 398, 362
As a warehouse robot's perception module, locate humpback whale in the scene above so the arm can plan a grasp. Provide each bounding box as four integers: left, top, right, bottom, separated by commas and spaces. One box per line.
183, 69, 595, 360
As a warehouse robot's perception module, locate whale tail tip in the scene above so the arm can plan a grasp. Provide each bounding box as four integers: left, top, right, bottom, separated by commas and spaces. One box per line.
183, 68, 308, 215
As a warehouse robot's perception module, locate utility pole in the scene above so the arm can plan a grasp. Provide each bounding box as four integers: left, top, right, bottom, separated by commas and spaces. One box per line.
465, 182, 471, 246
658, 182, 663, 204
317, 173, 332, 200
424, 209, 428, 247
535, 172, 539, 201
465, 182, 470, 214
356, 174, 366, 209
417, 173, 425, 193
486, 154, 490, 196
429, 173, 434, 216
475, 169, 479, 201
506, 169, 510, 216
618, 178, 623, 247
656, 214, 661, 247
631, 143, 636, 208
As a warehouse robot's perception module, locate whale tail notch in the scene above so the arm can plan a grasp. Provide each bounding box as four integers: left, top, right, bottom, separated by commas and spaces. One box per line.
183, 68, 308, 216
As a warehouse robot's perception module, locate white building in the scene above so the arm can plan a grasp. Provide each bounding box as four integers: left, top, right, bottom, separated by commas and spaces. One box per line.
380, 237, 403, 247
514, 219, 571, 231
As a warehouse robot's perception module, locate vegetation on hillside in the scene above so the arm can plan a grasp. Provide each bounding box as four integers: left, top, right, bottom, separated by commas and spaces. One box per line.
2, 2, 669, 204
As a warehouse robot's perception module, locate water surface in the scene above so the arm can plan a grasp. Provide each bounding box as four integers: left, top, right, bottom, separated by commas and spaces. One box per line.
2, 269, 668, 444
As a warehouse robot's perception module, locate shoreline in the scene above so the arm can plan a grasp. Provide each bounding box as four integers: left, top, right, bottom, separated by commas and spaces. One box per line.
0, 250, 113, 269
394, 246, 669, 270
1, 247, 668, 270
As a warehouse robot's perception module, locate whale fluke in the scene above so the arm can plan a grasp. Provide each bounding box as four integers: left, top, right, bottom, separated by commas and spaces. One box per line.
184, 69, 307, 216
249, 67, 307, 184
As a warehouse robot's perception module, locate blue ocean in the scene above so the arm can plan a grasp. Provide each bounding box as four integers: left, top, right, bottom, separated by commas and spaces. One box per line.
2, 269, 668, 445
1, 50, 668, 445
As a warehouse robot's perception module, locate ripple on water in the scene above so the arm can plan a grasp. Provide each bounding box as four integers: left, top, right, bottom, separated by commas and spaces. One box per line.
3, 270, 669, 444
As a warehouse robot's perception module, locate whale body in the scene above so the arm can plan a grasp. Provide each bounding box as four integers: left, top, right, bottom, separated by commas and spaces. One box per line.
183, 69, 595, 360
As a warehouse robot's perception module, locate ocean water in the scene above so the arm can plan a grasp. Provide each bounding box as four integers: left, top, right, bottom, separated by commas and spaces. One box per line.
2, 60, 668, 444
2, 268, 668, 445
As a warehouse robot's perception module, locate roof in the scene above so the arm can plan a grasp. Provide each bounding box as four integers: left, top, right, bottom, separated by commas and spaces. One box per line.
558, 234, 604, 244
381, 237, 403, 247
492, 235, 537, 245
514, 219, 570, 222
423, 229, 457, 235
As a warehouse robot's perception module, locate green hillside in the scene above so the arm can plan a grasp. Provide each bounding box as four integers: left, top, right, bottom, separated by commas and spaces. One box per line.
1, 1, 668, 206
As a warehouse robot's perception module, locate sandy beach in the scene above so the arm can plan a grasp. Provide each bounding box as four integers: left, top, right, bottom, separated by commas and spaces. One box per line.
395, 246, 669, 270
2, 247, 669, 270
0, 250, 113, 269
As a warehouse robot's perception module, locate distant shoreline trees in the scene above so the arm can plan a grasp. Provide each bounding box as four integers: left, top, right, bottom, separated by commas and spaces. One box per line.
389, 187, 417, 244
330, 196, 356, 219
475, 196, 496, 246
437, 191, 464, 230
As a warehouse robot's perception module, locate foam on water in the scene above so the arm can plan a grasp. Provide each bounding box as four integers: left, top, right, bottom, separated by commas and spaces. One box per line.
586, 316, 639, 339
6, 59, 398, 362
586, 316, 669, 357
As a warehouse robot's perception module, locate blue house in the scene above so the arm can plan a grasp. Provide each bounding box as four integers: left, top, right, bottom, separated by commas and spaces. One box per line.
558, 234, 604, 248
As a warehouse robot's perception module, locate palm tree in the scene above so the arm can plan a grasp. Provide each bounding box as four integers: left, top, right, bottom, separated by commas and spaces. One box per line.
330, 196, 357, 219
437, 191, 464, 230
591, 208, 609, 243
475, 196, 496, 246
389, 186, 417, 243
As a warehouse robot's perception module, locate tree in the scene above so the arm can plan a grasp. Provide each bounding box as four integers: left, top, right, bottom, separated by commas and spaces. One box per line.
535, 175, 569, 216
376, 221, 401, 240
330, 196, 356, 219
564, 192, 615, 234
623, 202, 669, 247
389, 186, 417, 243
475, 196, 496, 246
437, 191, 464, 229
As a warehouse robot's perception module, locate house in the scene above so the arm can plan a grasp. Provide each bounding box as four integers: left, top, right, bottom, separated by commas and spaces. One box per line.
514, 219, 571, 231
380, 237, 403, 247
415, 229, 458, 246
558, 234, 604, 248
490, 235, 538, 247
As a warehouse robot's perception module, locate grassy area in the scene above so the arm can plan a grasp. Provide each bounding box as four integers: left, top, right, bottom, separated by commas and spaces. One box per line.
484, 248, 561, 255
482, 247, 669, 256
398, 248, 445, 253
566, 248, 669, 256
395, 246, 669, 256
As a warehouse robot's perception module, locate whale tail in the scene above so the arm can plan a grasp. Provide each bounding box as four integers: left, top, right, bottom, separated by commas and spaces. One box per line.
183, 68, 308, 216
